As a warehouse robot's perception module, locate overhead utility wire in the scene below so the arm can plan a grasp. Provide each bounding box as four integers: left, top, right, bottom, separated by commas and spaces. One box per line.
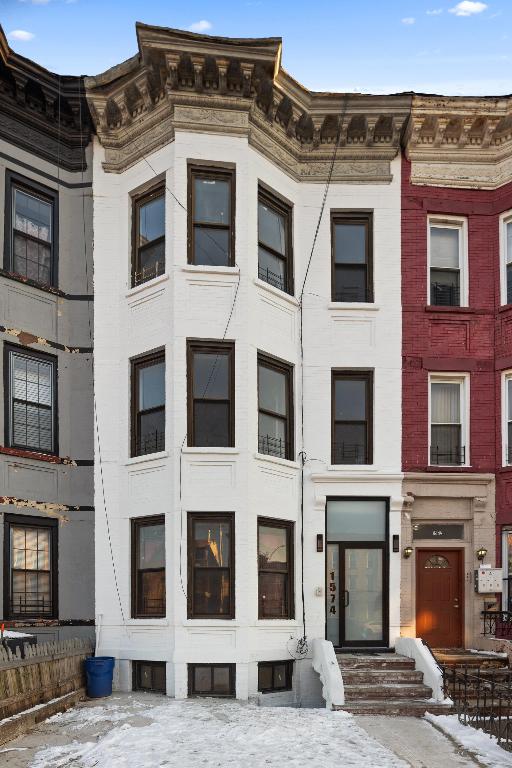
296, 96, 349, 657
77, 77, 127, 630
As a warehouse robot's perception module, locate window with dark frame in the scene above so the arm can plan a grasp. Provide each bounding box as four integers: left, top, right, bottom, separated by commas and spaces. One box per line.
131, 352, 165, 457
187, 341, 234, 448
507, 377, 512, 465
188, 513, 234, 619
133, 661, 166, 694
331, 213, 373, 303
4, 515, 57, 619
5, 345, 57, 455
257, 353, 294, 460
6, 172, 57, 287
332, 371, 373, 465
258, 187, 293, 294
188, 663, 235, 697
258, 660, 293, 693
188, 165, 235, 267
258, 518, 294, 619
131, 516, 165, 618
132, 185, 165, 287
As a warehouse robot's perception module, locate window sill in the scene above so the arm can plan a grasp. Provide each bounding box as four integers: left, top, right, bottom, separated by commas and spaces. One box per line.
182, 619, 239, 627
427, 464, 471, 470
182, 264, 240, 277
254, 452, 300, 469
328, 302, 380, 311
253, 278, 299, 307
126, 451, 169, 466
182, 447, 239, 455
256, 619, 298, 626
126, 618, 169, 627
424, 305, 471, 314
328, 464, 376, 471
125, 272, 169, 298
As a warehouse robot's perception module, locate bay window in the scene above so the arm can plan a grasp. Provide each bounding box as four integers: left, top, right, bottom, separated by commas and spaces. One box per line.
258, 518, 294, 619
429, 217, 467, 307
188, 513, 234, 618
131, 516, 165, 618
430, 377, 467, 466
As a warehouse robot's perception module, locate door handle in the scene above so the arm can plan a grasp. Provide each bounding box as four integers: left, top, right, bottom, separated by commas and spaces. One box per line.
344, 590, 350, 607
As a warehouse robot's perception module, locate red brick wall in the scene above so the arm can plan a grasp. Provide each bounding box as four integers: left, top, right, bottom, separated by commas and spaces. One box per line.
401, 158, 512, 550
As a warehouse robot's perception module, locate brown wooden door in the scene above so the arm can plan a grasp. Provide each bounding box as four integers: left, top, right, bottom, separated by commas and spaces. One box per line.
416, 549, 463, 648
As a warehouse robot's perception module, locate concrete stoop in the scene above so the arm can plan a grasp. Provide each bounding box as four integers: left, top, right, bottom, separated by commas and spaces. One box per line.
333, 653, 453, 717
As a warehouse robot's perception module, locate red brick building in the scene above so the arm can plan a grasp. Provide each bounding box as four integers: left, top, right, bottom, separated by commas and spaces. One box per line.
400, 95, 512, 648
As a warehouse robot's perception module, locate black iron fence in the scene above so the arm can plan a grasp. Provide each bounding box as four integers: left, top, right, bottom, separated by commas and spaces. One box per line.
442, 665, 512, 752
332, 288, 372, 303
430, 282, 460, 307
135, 430, 165, 457
133, 260, 165, 287
482, 610, 512, 639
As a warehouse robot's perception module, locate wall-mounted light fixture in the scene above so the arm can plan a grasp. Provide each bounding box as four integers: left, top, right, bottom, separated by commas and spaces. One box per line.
476, 546, 488, 561
403, 546, 413, 559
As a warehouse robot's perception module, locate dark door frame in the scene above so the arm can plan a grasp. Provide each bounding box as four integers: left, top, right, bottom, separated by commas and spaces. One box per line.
415, 547, 464, 649
325, 496, 389, 651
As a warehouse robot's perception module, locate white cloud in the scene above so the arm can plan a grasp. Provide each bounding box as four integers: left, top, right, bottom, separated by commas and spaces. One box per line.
402, 17, 415, 25
449, 2, 488, 16
8, 29, 35, 41
426, 8, 443, 14
188, 20, 212, 33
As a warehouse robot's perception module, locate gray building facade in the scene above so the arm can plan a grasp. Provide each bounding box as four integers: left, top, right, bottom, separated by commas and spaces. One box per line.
0, 27, 94, 642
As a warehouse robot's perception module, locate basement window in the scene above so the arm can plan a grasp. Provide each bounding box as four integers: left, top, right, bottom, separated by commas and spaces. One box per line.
188, 663, 235, 697
258, 660, 293, 693
133, 661, 166, 694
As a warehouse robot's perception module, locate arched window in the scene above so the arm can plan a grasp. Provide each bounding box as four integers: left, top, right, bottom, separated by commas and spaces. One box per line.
424, 555, 449, 569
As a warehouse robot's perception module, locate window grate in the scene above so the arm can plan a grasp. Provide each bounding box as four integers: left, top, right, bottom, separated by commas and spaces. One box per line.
258, 434, 288, 459
430, 446, 465, 466
430, 283, 460, 306
332, 442, 368, 465
258, 265, 285, 292
133, 259, 165, 286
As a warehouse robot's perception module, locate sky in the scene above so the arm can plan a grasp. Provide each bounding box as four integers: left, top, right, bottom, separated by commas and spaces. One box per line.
0, 0, 511, 95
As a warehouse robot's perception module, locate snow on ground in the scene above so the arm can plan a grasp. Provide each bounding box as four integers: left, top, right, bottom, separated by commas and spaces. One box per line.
426, 713, 512, 767
30, 697, 409, 768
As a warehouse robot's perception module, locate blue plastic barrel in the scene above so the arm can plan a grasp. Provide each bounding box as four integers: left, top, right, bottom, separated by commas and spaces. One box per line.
84, 656, 115, 698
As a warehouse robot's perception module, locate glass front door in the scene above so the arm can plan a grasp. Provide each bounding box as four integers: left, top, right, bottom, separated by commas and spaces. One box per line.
327, 543, 385, 647
326, 499, 388, 649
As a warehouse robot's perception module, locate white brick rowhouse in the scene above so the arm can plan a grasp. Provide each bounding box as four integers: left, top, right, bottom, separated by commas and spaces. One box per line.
89, 25, 408, 702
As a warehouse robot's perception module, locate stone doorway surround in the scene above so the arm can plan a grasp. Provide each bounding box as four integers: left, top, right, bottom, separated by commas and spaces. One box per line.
400, 473, 496, 650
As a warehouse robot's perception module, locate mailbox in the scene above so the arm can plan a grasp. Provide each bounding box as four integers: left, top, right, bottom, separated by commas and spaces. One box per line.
474, 567, 503, 594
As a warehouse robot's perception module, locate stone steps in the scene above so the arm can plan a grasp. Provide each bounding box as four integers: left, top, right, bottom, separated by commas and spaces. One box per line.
335, 652, 452, 717
344, 683, 433, 701
341, 669, 424, 685
337, 653, 415, 670
333, 700, 451, 717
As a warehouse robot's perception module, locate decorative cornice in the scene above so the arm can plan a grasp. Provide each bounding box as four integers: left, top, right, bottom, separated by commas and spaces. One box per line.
84, 23, 411, 181
0, 26, 92, 172
405, 94, 512, 190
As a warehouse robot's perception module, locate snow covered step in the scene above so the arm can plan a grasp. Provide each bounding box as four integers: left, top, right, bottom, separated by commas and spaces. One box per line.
341, 669, 424, 685
344, 683, 433, 701
333, 700, 453, 717
337, 653, 415, 670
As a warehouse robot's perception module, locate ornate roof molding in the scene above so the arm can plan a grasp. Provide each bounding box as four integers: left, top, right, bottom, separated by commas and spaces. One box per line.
84, 23, 411, 181
0, 26, 92, 172
405, 94, 512, 189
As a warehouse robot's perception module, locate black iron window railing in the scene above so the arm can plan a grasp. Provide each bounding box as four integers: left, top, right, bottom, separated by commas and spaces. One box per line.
507, 445, 512, 465
430, 445, 465, 466
258, 434, 288, 459
482, 609, 512, 639
258, 265, 285, 292
430, 282, 460, 307
135, 429, 165, 457
332, 287, 372, 303
133, 259, 165, 287
332, 442, 368, 465
442, 664, 512, 752
10, 594, 52, 617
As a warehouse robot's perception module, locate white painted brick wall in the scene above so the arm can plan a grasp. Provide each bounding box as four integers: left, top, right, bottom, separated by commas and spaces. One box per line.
93, 131, 403, 702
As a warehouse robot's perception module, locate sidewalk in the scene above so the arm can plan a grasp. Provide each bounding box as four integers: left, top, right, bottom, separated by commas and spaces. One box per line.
0, 693, 508, 768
